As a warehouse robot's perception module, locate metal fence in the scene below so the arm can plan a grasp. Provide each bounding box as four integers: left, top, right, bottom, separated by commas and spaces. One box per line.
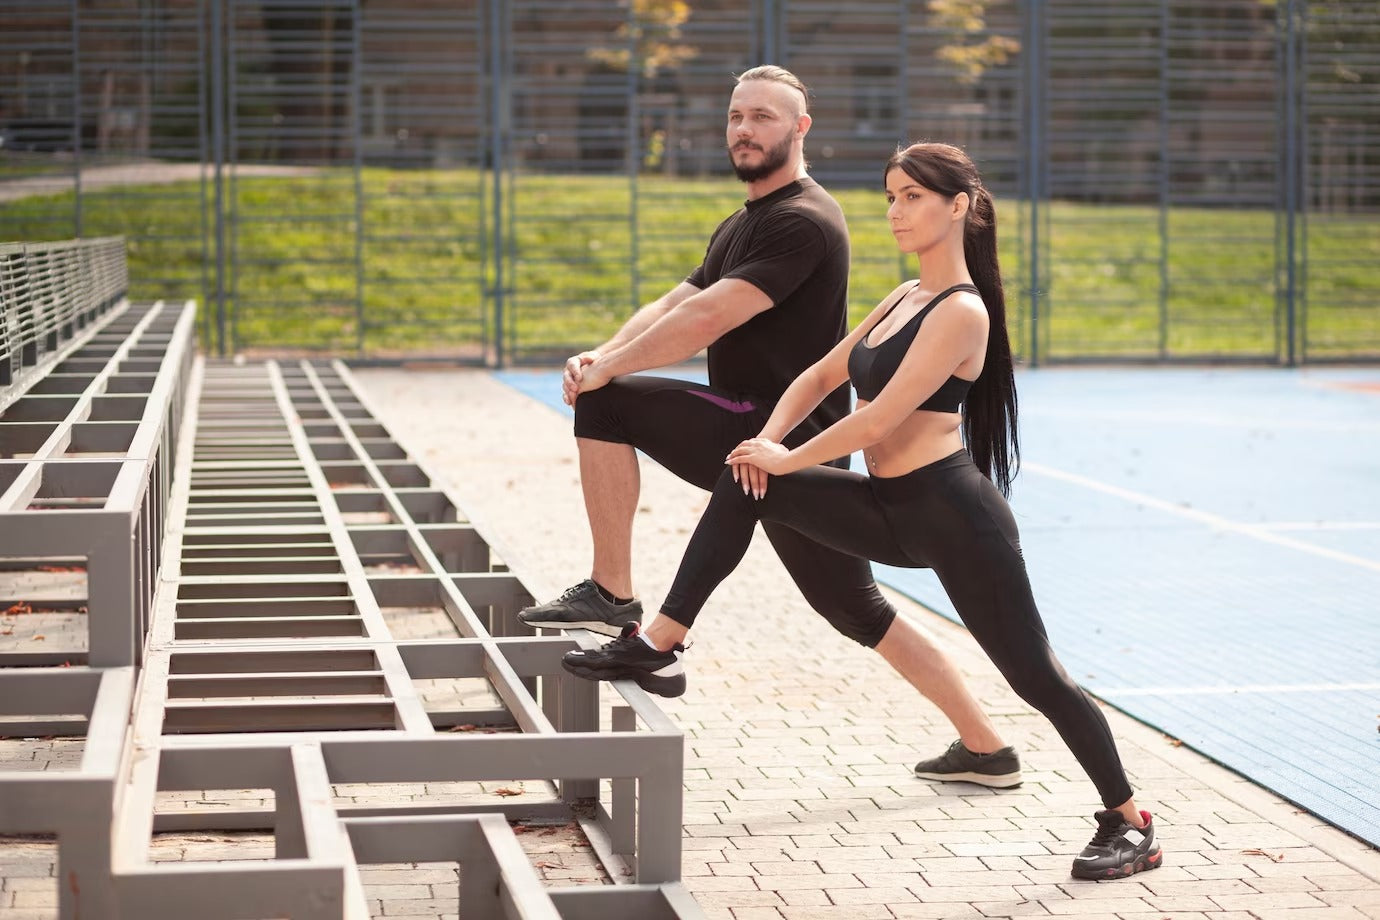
1, 0, 1376, 365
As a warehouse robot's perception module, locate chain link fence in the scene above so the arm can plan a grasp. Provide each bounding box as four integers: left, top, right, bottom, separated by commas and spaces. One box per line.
1, 0, 1376, 365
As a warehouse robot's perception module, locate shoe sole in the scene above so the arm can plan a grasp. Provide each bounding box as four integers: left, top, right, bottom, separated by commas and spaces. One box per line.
1069, 847, 1163, 880
518, 615, 636, 638
561, 659, 686, 698
913, 768, 1023, 789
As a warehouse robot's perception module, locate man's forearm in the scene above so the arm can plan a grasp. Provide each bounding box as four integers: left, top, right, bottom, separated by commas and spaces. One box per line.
583, 279, 767, 384
597, 293, 681, 355
596, 306, 717, 378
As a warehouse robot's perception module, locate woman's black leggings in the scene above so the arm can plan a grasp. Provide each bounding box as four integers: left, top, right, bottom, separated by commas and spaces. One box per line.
663, 448, 1135, 810
573, 375, 896, 647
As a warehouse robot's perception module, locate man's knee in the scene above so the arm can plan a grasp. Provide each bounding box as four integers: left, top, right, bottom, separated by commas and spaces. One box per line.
571, 381, 628, 444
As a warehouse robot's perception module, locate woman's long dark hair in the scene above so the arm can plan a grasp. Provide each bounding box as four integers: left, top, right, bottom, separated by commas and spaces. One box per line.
885, 142, 1020, 495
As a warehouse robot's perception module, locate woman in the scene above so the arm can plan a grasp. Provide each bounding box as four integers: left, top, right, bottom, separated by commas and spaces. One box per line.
563, 142, 1162, 880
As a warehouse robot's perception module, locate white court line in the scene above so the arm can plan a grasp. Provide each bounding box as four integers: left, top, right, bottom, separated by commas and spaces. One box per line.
1097, 682, 1380, 698
1022, 407, 1380, 433
1023, 461, 1380, 574
1255, 521, 1380, 532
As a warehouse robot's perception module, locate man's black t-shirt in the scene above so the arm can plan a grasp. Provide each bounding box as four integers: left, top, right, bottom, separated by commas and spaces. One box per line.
686, 176, 852, 436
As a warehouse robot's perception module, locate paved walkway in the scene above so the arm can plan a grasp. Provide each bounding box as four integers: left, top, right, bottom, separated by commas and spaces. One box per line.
0, 161, 321, 203
352, 367, 1380, 919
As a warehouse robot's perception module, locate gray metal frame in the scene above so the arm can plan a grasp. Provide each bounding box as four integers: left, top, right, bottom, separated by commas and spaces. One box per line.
0, 295, 195, 669
109, 354, 696, 917
0, 666, 136, 917
0, 240, 701, 917
0, 236, 195, 918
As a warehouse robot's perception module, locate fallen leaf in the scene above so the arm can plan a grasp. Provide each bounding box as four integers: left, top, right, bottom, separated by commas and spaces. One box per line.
32, 635, 45, 641
447, 724, 479, 733
1241, 848, 1285, 862
493, 787, 523, 797
4, 603, 31, 616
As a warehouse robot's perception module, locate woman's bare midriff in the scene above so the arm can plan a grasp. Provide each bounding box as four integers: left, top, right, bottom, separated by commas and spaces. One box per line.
859, 402, 965, 478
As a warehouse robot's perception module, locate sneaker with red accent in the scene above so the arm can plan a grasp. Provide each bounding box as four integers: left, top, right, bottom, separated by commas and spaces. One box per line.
1070, 809, 1163, 880
561, 622, 687, 698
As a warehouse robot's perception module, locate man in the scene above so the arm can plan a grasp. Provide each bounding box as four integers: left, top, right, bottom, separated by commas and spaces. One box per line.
519, 66, 1021, 786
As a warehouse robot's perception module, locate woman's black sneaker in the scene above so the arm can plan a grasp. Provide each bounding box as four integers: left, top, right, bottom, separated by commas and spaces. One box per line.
561, 622, 686, 698
1071, 809, 1163, 880
913, 740, 1023, 788
518, 579, 642, 637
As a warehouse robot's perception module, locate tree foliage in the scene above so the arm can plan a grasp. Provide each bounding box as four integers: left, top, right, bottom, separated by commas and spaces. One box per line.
587, 0, 698, 78
928, 0, 1020, 85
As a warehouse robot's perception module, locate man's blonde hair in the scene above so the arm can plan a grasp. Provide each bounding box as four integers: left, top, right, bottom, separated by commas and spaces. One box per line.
735, 65, 810, 114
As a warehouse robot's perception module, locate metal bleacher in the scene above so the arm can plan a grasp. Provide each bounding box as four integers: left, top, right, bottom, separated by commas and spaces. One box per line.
0, 237, 702, 919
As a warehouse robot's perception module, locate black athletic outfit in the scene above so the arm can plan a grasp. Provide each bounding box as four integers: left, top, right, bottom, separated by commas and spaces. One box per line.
573, 177, 897, 648
659, 285, 1136, 810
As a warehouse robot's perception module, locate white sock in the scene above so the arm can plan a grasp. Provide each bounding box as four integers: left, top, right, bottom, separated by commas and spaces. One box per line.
638, 631, 662, 652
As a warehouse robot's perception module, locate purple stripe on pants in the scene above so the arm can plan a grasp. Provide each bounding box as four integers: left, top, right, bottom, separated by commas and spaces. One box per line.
687, 391, 756, 413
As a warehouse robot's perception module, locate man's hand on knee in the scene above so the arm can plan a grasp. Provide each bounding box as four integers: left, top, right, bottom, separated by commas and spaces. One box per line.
562, 350, 600, 405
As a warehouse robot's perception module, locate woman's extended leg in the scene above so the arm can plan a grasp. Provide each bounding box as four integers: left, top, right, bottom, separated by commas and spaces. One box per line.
912, 466, 1141, 814
562, 463, 908, 697
569, 463, 1005, 751
660, 465, 914, 628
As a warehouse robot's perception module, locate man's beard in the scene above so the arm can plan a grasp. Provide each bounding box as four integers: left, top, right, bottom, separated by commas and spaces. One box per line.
728, 134, 794, 182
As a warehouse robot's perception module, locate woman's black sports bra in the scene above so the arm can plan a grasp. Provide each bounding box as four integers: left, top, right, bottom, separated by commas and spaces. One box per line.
847, 282, 979, 412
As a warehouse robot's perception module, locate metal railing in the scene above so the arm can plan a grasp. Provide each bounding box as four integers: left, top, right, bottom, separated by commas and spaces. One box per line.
0, 236, 128, 408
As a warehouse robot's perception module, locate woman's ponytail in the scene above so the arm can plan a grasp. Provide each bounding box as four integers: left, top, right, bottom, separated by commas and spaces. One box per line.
961, 185, 1019, 496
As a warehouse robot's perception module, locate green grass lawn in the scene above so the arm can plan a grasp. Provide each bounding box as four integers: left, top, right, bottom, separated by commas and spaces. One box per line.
1, 167, 1375, 361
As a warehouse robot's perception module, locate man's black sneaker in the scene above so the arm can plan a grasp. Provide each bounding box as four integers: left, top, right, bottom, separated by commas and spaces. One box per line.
518, 579, 642, 637
561, 622, 686, 698
1071, 809, 1163, 880
913, 740, 1023, 788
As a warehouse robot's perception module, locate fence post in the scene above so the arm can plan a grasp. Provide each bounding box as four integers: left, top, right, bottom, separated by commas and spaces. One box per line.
210, 0, 227, 357
1157, 0, 1170, 360
1280, 0, 1303, 367
763, 0, 781, 65
351, 0, 365, 356
1023, 0, 1046, 367
488, 0, 506, 368
70, 0, 84, 238
627, 1, 640, 318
